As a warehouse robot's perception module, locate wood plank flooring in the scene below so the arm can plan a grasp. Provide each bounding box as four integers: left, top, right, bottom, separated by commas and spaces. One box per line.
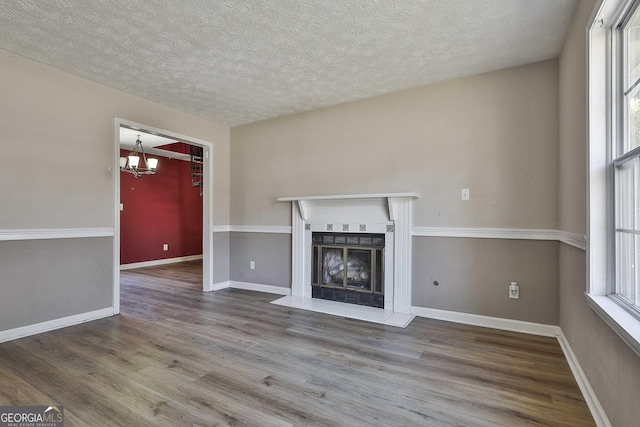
0, 261, 595, 426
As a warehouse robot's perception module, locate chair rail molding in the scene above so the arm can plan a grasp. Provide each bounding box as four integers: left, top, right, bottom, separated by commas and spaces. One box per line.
0, 228, 115, 241
215, 223, 587, 251
412, 227, 586, 250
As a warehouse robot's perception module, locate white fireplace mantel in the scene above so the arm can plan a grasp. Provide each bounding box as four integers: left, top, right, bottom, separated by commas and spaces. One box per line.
278, 193, 417, 223
278, 193, 418, 316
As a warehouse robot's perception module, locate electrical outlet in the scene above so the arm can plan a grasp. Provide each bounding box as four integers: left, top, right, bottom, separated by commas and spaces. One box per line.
163, 244, 168, 251
509, 281, 519, 299
250, 261, 255, 270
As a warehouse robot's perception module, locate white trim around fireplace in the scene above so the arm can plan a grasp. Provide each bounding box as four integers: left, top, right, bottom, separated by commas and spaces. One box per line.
278, 193, 418, 317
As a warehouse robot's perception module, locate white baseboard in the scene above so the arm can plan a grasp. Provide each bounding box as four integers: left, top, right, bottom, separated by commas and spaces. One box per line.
208, 280, 291, 296
228, 280, 291, 295
0, 307, 114, 343
120, 254, 203, 270
411, 306, 561, 337
210, 280, 231, 291
557, 331, 612, 427
411, 305, 610, 426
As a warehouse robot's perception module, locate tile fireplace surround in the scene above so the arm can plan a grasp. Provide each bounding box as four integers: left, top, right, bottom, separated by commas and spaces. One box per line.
274, 193, 418, 328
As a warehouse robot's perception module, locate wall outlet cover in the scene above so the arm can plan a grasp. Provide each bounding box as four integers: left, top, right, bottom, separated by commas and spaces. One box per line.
509, 282, 519, 299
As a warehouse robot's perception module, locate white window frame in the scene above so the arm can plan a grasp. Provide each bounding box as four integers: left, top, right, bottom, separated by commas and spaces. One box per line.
588, 0, 640, 358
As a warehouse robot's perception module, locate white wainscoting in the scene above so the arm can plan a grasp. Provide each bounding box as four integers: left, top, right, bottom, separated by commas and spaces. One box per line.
0, 228, 115, 241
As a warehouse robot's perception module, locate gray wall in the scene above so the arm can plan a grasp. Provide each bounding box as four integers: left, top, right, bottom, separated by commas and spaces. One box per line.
212, 232, 230, 284
413, 237, 559, 325
0, 50, 230, 230
230, 59, 560, 322
230, 233, 291, 287
558, 1, 640, 426
0, 238, 112, 330
231, 59, 559, 229
0, 49, 231, 332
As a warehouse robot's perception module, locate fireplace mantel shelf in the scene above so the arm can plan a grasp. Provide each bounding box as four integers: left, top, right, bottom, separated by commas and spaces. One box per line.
278, 193, 418, 223
277, 193, 418, 202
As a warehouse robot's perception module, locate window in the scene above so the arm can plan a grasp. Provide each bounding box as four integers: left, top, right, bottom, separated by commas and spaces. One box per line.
614, 2, 640, 315
588, 0, 640, 357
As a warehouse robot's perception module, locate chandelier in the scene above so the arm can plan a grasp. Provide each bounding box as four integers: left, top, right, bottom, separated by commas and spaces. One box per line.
120, 135, 158, 178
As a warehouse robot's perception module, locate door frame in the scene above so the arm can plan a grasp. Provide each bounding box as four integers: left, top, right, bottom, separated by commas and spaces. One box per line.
113, 118, 215, 313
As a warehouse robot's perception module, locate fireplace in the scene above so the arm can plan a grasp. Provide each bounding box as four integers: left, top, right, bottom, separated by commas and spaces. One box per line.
312, 232, 385, 308
277, 193, 417, 319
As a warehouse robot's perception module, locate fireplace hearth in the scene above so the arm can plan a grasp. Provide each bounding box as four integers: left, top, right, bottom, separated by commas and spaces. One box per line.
311, 232, 384, 308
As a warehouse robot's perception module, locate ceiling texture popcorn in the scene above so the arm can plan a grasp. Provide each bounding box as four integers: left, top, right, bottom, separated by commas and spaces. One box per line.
0, 0, 578, 126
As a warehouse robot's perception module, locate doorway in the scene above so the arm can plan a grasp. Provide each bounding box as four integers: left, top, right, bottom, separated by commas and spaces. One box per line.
113, 118, 214, 313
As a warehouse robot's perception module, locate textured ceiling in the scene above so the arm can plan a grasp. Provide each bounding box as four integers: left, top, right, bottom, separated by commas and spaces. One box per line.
120, 127, 178, 150
120, 127, 191, 161
0, 0, 577, 126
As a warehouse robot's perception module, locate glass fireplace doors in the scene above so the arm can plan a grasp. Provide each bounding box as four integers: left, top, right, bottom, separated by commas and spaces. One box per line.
311, 233, 384, 307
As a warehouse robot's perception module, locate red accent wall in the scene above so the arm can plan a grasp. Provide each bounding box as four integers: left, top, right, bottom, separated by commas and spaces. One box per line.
120, 149, 202, 265
155, 142, 192, 154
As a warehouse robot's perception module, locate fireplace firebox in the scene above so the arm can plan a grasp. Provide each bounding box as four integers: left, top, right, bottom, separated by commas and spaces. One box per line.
311, 232, 384, 308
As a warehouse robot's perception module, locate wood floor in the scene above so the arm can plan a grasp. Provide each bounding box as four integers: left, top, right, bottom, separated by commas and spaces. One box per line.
0, 261, 595, 426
